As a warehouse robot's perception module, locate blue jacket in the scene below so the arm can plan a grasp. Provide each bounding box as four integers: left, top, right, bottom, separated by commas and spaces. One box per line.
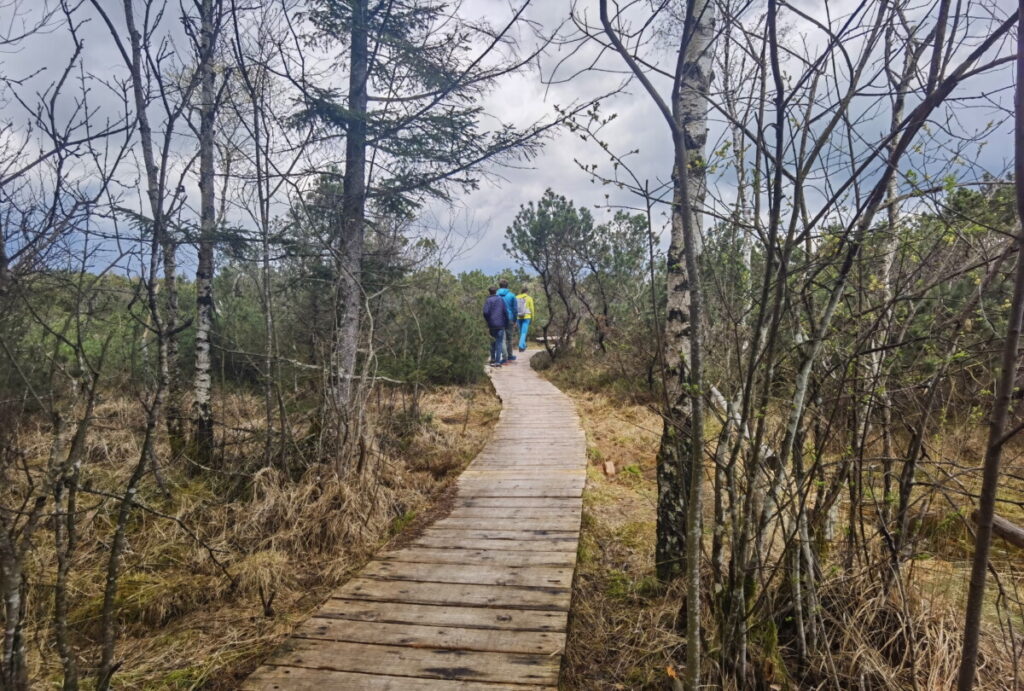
483, 295, 509, 329
496, 288, 517, 322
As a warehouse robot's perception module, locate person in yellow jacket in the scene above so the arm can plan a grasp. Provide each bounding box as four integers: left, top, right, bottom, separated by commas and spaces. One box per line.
515, 287, 535, 352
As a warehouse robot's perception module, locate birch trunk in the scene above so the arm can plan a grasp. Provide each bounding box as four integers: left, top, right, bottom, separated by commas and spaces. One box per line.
654, 0, 713, 585
92, 0, 184, 461
193, 0, 218, 466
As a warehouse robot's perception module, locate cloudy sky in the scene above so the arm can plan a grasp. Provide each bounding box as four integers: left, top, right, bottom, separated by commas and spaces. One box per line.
437, 0, 677, 273
1, 0, 1016, 276
434, 0, 1017, 273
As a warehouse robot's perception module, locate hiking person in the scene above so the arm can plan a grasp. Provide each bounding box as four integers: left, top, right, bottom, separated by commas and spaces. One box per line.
496, 279, 518, 362
483, 285, 509, 367
516, 287, 534, 352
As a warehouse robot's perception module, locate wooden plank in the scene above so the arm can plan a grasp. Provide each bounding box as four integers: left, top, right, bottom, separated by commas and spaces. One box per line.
476, 440, 582, 445
467, 465, 583, 470
259, 639, 561, 685
456, 482, 581, 488
459, 479, 585, 487
456, 487, 585, 497
474, 435, 582, 441
461, 470, 585, 478
449, 507, 581, 520
380, 547, 577, 567
318, 599, 568, 632
434, 517, 581, 532
243, 666, 549, 690
413, 536, 578, 553
469, 462, 582, 467
296, 617, 566, 655
458, 486, 584, 498
334, 578, 571, 611
421, 528, 577, 541
453, 497, 582, 509
470, 453, 582, 459
362, 560, 574, 588
469, 460, 582, 465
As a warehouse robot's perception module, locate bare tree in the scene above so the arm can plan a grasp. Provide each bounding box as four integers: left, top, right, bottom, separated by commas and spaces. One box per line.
88, 0, 208, 462
956, 4, 1024, 687
0, 5, 129, 686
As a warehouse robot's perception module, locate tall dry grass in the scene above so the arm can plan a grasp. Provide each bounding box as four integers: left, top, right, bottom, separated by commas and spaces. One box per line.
9, 382, 499, 689
553, 379, 1023, 690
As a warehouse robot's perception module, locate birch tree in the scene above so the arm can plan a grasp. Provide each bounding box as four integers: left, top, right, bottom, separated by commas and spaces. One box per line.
88, 0, 208, 461
594, 1, 714, 687
191, 0, 225, 466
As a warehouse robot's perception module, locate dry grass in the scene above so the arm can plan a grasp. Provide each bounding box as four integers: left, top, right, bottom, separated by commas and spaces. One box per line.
547, 365, 1024, 690
13, 381, 500, 689
553, 388, 684, 690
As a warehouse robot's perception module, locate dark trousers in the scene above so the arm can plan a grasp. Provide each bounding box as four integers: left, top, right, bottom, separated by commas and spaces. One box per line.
504, 322, 517, 359
489, 328, 505, 363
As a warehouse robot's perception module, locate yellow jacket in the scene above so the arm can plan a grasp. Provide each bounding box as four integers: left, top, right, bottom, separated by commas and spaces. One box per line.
517, 293, 535, 319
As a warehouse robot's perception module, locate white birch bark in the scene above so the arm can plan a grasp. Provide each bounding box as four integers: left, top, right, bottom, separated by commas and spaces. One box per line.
193, 0, 219, 465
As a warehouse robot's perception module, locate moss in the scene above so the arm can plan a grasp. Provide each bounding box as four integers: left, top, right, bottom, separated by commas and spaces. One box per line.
622, 464, 642, 477
615, 520, 654, 551
605, 569, 633, 600
603, 568, 661, 602
153, 665, 207, 689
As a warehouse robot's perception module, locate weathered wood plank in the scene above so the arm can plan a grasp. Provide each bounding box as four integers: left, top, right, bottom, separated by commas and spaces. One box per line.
362, 560, 574, 588
334, 578, 571, 610
434, 517, 581, 532
420, 528, 578, 542
296, 617, 566, 655
459, 475, 584, 482
453, 497, 582, 509
413, 536, 579, 552
380, 547, 577, 567
462, 470, 585, 474
258, 639, 561, 685
448, 507, 582, 520
318, 599, 568, 631
243, 352, 586, 688
457, 486, 584, 498
458, 478, 585, 487
242, 666, 549, 690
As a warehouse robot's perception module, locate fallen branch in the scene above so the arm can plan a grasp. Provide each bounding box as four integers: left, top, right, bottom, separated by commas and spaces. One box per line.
971, 509, 1024, 550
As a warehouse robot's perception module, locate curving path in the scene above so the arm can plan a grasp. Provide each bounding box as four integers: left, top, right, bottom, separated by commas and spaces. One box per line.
244, 351, 587, 690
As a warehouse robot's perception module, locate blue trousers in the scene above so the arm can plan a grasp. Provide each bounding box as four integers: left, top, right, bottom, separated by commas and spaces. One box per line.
518, 318, 531, 350
489, 328, 505, 363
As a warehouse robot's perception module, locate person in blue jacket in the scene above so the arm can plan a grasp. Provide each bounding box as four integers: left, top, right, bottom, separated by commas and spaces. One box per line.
495, 279, 518, 363
483, 286, 509, 367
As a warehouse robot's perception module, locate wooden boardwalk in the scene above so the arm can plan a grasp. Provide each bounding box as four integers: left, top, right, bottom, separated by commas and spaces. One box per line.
244, 352, 587, 690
